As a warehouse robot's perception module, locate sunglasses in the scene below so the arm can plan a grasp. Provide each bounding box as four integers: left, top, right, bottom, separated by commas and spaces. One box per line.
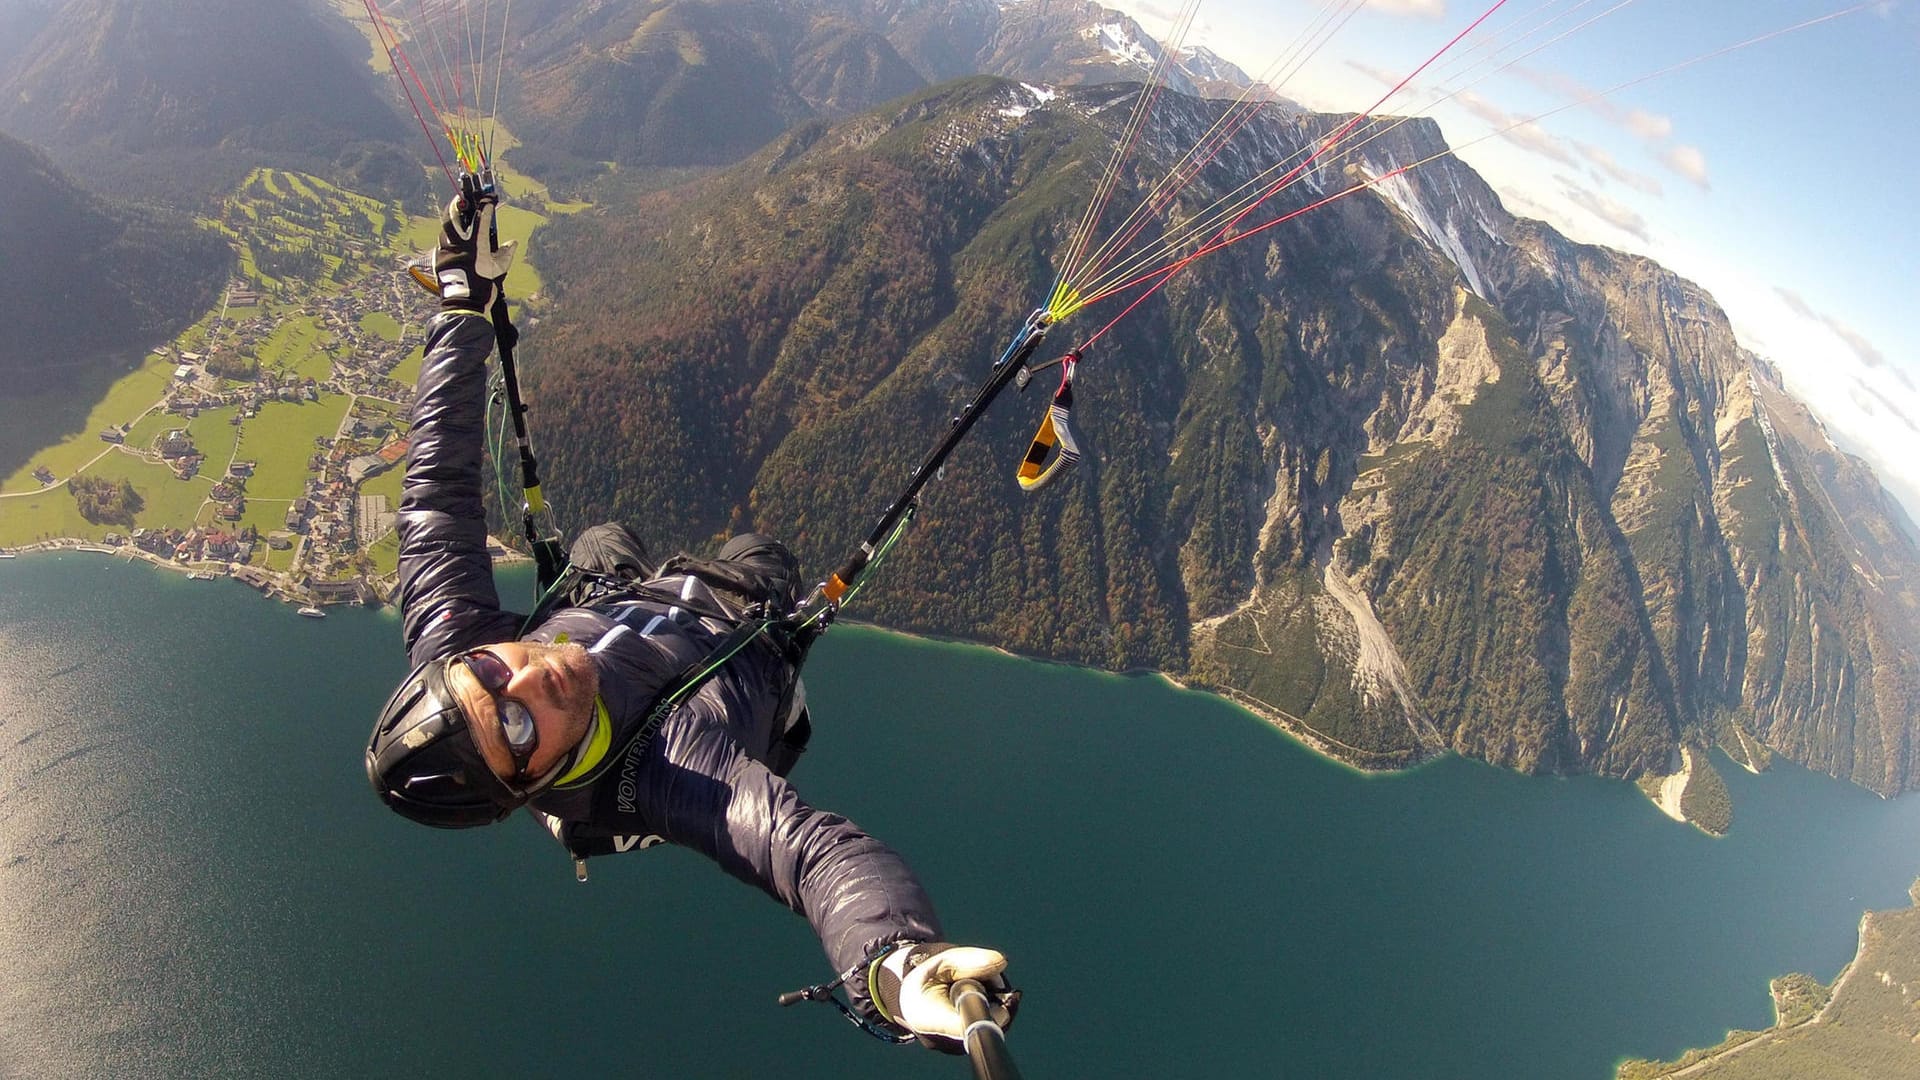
458, 648, 541, 786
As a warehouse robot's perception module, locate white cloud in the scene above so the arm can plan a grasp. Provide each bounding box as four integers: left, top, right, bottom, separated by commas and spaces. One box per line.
1709, 271, 1920, 521
1128, 0, 1180, 22
1509, 65, 1677, 142
1575, 141, 1663, 195
1775, 287, 1887, 369
1661, 144, 1710, 189
1625, 109, 1673, 140
1558, 176, 1651, 243
1852, 378, 1918, 433
1366, 0, 1447, 17
1453, 90, 1577, 166
1502, 122, 1575, 167
1347, 60, 1402, 89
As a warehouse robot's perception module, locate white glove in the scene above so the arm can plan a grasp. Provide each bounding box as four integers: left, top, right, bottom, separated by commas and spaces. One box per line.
873, 942, 1019, 1047
435, 192, 517, 312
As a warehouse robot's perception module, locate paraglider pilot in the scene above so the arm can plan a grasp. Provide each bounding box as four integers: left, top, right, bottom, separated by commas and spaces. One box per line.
366, 187, 1017, 1049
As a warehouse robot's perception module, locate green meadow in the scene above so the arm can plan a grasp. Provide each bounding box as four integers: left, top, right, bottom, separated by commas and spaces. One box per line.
6, 152, 576, 570
1, 360, 175, 494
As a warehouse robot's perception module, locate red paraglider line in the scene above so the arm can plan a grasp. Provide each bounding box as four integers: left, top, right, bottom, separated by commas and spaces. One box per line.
1074, 0, 1513, 345
1072, 0, 1370, 290
363, 0, 457, 188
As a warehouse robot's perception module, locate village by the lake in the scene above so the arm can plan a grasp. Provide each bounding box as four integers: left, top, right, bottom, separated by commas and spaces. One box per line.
0, 166, 563, 612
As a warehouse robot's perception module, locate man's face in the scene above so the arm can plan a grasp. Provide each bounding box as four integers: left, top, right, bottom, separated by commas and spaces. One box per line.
446, 641, 599, 788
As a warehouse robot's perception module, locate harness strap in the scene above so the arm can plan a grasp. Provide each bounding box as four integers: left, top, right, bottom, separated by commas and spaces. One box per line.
551, 617, 782, 792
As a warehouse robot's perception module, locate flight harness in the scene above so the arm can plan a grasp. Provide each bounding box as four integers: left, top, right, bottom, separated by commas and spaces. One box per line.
521, 553, 822, 880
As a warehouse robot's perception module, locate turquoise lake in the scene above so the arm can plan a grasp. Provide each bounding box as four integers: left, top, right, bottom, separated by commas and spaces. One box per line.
2, 552, 1918, 1078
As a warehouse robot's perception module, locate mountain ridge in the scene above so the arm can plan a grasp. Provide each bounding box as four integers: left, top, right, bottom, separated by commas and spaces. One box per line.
502, 0, 1269, 171
525, 76, 1920, 796
0, 0, 414, 203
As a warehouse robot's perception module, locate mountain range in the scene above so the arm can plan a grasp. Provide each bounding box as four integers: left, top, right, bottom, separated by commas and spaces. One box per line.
523, 74, 1920, 797
0, 0, 414, 203
1, 0, 1913, 800
501, 0, 1261, 172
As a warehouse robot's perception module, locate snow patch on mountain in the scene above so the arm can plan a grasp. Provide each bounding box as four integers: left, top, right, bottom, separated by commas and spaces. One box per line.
1000, 82, 1057, 119
1365, 165, 1487, 299
1088, 20, 1155, 70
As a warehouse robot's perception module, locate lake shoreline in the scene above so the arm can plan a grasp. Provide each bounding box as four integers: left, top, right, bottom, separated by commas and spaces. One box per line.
5, 553, 1920, 1079
0, 534, 530, 610
0, 545, 1749, 829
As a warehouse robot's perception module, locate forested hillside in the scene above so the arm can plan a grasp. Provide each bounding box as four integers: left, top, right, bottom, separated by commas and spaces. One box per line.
0, 132, 229, 387
0, 131, 229, 477
523, 76, 1920, 796
0, 0, 413, 203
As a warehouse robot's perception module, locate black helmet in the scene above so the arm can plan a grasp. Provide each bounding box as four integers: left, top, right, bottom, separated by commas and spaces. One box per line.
366, 660, 523, 828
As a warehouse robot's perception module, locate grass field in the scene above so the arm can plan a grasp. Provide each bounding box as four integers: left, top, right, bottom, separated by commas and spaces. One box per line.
263, 540, 298, 572
8, 153, 577, 564
1, 360, 176, 494
368, 529, 401, 576
330, 0, 393, 74
0, 484, 98, 546
360, 311, 403, 341
124, 409, 177, 452
89, 452, 212, 528
233, 394, 351, 534
256, 315, 336, 382
0, 448, 210, 547
186, 406, 246, 473
359, 463, 405, 508
389, 346, 425, 387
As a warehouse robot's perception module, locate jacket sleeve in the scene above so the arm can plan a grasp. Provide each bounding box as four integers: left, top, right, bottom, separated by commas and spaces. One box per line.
396, 312, 522, 666
640, 698, 943, 1020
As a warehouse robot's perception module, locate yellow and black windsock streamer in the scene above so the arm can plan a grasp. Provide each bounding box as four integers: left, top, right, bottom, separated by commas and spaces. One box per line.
407, 260, 442, 296
1017, 353, 1081, 493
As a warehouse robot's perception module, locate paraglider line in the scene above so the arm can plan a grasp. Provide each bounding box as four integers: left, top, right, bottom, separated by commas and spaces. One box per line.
1074, 0, 1882, 346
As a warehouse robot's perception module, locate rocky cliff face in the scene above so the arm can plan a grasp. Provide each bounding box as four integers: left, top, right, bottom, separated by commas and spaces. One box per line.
1182, 109, 1920, 793
530, 79, 1920, 796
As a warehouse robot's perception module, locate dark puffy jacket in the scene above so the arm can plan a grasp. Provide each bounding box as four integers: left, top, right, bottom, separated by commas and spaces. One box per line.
395, 312, 941, 1016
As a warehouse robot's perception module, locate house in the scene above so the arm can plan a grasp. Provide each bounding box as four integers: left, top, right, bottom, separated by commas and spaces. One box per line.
157, 431, 193, 458
99, 428, 124, 444
308, 578, 374, 605
346, 454, 390, 484
32, 466, 54, 485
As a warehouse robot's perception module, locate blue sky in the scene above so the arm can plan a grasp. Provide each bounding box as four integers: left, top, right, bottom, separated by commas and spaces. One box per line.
1107, 0, 1920, 517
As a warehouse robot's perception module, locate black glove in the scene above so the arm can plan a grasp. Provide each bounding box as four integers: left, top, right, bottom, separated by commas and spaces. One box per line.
434, 189, 516, 314
870, 942, 1020, 1054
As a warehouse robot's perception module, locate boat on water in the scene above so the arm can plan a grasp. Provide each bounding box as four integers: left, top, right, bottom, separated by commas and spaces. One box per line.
0, 550, 16, 559
297, 605, 326, 618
